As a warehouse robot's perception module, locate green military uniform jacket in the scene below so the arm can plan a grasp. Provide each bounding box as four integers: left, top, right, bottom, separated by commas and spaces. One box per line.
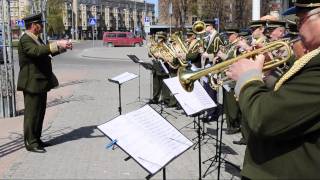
17, 32, 60, 93
238, 53, 320, 179
206, 32, 224, 55
186, 39, 201, 68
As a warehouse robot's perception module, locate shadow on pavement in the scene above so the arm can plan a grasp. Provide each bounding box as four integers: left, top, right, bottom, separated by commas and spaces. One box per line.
202, 154, 241, 179
0, 133, 24, 158
46, 125, 104, 146
16, 95, 95, 116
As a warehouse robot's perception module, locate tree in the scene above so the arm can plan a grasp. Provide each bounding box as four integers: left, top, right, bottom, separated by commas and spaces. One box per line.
46, 0, 65, 36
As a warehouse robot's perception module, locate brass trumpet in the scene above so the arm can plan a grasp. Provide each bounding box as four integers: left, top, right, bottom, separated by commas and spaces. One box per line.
179, 39, 295, 92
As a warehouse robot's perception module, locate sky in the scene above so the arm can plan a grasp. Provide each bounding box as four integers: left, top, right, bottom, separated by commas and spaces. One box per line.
146, 0, 158, 17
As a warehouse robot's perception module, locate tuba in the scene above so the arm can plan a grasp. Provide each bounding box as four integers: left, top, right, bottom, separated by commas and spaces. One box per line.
178, 39, 296, 92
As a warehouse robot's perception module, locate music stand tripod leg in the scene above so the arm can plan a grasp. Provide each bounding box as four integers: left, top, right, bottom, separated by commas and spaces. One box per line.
118, 83, 122, 115
138, 63, 141, 102
163, 167, 166, 180
197, 115, 202, 180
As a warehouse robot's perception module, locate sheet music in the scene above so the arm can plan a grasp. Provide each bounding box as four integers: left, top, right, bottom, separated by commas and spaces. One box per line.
98, 105, 193, 175
109, 72, 138, 84
163, 77, 216, 116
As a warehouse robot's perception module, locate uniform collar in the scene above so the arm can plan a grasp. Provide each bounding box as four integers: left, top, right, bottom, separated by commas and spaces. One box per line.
25, 31, 42, 45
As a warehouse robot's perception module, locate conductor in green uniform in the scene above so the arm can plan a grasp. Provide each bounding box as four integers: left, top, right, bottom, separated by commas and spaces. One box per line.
17, 14, 72, 153
226, 1, 320, 178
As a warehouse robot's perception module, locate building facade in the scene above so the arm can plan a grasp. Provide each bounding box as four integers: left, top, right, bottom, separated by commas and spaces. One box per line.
63, 0, 155, 40
0, 0, 30, 38
158, 0, 296, 30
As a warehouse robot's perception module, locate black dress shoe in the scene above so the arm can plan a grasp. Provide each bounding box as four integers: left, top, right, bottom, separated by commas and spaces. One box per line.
226, 127, 241, 135
39, 141, 52, 147
233, 138, 246, 145
147, 99, 158, 104
26, 146, 46, 153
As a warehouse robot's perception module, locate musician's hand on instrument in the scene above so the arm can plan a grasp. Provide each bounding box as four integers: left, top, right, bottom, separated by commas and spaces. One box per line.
202, 52, 209, 58
177, 53, 186, 59
237, 39, 252, 52
226, 54, 265, 81
212, 56, 220, 64
199, 47, 204, 54
217, 50, 227, 60
154, 52, 160, 58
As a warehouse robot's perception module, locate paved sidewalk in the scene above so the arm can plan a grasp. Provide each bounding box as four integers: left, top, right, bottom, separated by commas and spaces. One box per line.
1, 43, 245, 179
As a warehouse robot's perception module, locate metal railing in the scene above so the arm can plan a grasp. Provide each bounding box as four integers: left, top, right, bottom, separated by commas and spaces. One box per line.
1, 0, 16, 118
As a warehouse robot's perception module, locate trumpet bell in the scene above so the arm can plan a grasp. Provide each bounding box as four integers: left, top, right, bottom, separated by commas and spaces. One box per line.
178, 67, 195, 92
192, 21, 206, 35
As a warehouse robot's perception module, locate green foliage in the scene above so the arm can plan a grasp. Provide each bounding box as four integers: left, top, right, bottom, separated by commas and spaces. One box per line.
46, 0, 65, 36
190, 4, 198, 16
47, 15, 65, 36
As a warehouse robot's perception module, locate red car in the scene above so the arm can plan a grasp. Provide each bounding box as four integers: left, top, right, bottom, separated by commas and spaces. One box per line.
103, 32, 143, 47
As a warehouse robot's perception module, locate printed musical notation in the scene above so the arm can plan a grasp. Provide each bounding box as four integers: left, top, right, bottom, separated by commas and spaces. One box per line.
163, 77, 216, 116
98, 105, 193, 174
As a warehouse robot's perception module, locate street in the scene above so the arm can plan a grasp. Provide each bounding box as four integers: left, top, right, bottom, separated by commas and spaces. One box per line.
0, 41, 245, 179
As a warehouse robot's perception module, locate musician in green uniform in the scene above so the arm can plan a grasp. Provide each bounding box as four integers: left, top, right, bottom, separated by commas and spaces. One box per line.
185, 29, 202, 69
148, 31, 169, 104
18, 14, 72, 153
201, 19, 224, 122
218, 29, 241, 135
237, 20, 267, 53
226, 1, 320, 178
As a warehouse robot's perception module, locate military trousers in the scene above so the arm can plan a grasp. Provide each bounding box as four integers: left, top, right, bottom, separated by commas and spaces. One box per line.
152, 72, 165, 101
223, 89, 241, 129
23, 92, 47, 148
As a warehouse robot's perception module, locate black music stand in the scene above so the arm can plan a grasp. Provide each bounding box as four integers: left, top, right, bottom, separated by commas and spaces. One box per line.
97, 105, 193, 180
163, 77, 217, 180
201, 86, 241, 179
127, 55, 154, 103
108, 72, 138, 115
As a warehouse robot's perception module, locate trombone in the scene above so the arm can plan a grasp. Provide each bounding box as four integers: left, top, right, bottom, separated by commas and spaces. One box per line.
178, 39, 298, 92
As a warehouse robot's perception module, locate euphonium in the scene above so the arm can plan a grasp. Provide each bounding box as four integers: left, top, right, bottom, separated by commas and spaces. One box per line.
157, 42, 188, 69
178, 39, 295, 92
169, 33, 189, 66
171, 33, 188, 54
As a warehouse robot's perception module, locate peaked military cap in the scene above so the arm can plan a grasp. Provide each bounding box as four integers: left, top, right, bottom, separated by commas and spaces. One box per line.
156, 31, 167, 39
266, 20, 286, 29
249, 20, 267, 28
286, 20, 299, 35
186, 29, 195, 35
224, 28, 239, 34
283, 0, 320, 15
203, 19, 216, 26
23, 13, 43, 25
237, 29, 251, 36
